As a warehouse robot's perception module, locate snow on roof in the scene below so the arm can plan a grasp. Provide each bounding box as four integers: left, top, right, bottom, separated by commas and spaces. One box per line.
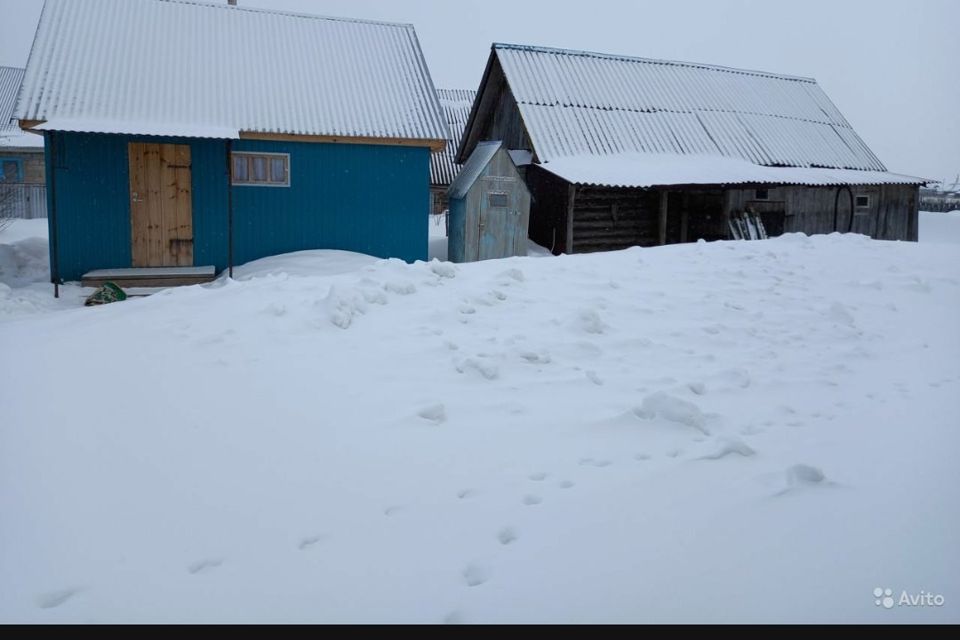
15, 0, 447, 143
0, 66, 24, 131
430, 89, 476, 186
448, 141, 503, 200
0, 66, 42, 150
484, 43, 887, 173
540, 153, 928, 188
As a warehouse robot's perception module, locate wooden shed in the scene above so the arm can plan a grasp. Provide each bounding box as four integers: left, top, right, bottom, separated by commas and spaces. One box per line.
457, 44, 929, 254
447, 141, 530, 263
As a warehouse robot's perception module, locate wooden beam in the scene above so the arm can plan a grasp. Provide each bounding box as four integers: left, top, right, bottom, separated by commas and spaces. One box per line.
18, 120, 45, 131
659, 190, 669, 245
566, 184, 577, 254
239, 131, 446, 152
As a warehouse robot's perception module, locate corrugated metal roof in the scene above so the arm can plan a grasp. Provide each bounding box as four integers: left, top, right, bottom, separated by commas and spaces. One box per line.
15, 0, 447, 142
0, 65, 44, 149
448, 141, 502, 200
0, 66, 25, 132
491, 44, 887, 172
540, 153, 927, 188
430, 89, 476, 186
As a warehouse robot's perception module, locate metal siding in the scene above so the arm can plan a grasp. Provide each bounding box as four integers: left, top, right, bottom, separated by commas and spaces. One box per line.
48, 132, 229, 282
17, 0, 447, 142
492, 44, 887, 172
48, 133, 428, 280
231, 140, 428, 265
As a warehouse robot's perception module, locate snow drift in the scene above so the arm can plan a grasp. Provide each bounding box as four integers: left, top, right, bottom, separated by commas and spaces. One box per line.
0, 222, 958, 623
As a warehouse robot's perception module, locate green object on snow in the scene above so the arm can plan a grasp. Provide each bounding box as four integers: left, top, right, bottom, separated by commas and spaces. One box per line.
85, 282, 128, 306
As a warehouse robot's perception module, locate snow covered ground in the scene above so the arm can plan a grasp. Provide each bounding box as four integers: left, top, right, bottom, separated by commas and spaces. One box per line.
919, 210, 960, 244
1, 214, 959, 623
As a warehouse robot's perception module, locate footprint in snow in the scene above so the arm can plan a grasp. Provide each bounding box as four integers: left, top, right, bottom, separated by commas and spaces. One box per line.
188, 559, 224, 575
522, 494, 542, 506
699, 438, 756, 460
457, 488, 478, 500
558, 480, 575, 489
634, 453, 651, 462
384, 505, 404, 517
586, 370, 604, 386
774, 464, 837, 496
528, 472, 548, 481
417, 403, 447, 424
299, 534, 327, 551
443, 610, 466, 624
497, 527, 519, 545
462, 564, 489, 587
37, 588, 82, 610
579, 457, 612, 468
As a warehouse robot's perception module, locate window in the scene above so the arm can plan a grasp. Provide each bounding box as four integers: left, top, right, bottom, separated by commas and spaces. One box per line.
855, 195, 870, 209
231, 152, 290, 187
488, 192, 509, 208
754, 188, 769, 200
0, 158, 22, 183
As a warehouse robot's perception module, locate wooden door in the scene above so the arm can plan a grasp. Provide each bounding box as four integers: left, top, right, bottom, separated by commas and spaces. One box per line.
128, 143, 194, 267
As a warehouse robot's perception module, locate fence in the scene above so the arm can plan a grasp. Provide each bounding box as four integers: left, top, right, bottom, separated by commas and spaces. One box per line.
0, 184, 47, 219
920, 197, 960, 213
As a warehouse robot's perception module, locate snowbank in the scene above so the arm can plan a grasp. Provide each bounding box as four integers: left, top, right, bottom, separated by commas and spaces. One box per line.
227, 249, 380, 282
1, 231, 958, 623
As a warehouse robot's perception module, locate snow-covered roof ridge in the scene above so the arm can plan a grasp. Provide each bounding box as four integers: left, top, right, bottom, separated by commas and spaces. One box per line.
156, 0, 417, 28
15, 0, 447, 142
493, 43, 818, 84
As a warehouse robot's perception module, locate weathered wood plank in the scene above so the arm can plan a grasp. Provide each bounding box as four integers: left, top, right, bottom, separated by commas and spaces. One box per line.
160, 144, 179, 266
143, 144, 164, 266
174, 145, 193, 267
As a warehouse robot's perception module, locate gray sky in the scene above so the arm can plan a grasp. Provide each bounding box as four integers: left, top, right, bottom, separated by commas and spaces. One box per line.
2, 0, 957, 182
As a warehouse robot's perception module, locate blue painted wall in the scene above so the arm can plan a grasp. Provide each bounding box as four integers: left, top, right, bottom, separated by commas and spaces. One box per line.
231, 139, 428, 267
45, 132, 430, 282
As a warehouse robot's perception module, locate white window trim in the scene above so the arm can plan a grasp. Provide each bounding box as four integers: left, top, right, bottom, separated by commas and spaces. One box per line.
754, 188, 770, 201
232, 152, 291, 188
855, 194, 871, 209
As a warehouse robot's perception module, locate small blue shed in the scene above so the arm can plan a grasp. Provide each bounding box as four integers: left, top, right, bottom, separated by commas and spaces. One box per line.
14, 0, 448, 288
447, 141, 531, 263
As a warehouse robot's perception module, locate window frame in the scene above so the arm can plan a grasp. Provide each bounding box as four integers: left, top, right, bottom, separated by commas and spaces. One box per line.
855, 194, 871, 209
754, 188, 770, 201
0, 157, 24, 183
231, 152, 291, 188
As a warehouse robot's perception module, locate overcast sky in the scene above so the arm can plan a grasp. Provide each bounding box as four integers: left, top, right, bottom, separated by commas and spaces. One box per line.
1, 0, 957, 182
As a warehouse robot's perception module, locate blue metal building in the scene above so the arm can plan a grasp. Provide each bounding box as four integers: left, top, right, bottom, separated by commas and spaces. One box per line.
15, 0, 448, 285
